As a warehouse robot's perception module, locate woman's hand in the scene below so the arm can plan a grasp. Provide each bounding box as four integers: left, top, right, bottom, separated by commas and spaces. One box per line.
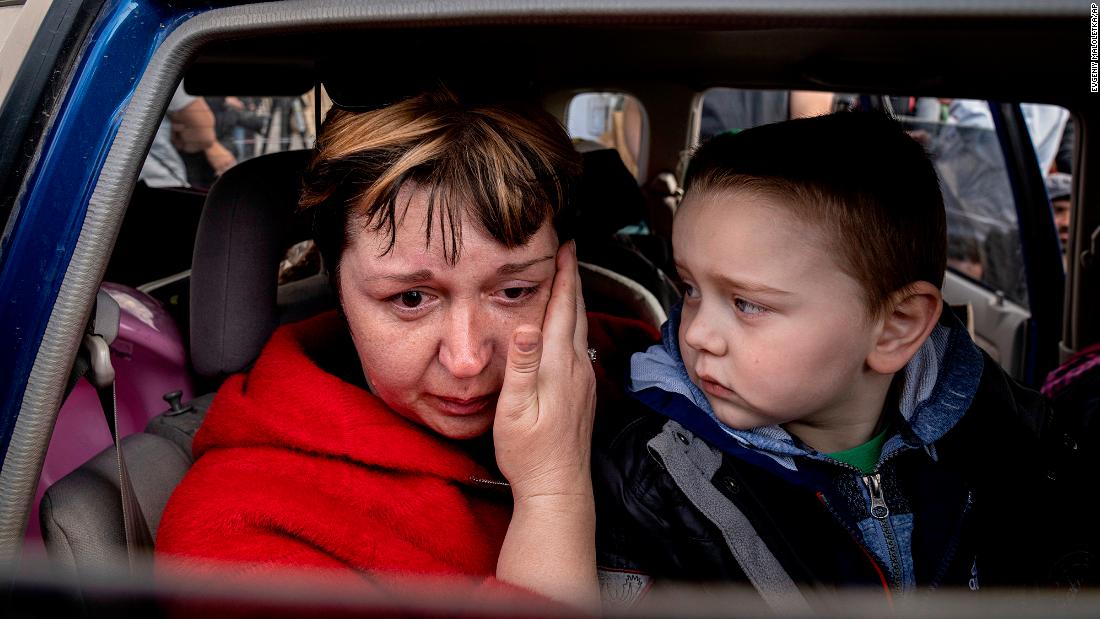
492, 241, 599, 609
494, 240, 596, 502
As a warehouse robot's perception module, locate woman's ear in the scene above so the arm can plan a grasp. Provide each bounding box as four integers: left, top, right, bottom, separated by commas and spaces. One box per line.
867, 281, 943, 375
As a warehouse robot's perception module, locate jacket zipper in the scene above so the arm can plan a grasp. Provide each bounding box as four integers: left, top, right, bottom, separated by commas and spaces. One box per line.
820, 449, 909, 590
815, 441, 918, 591
816, 491, 895, 608
862, 473, 890, 519
861, 472, 903, 590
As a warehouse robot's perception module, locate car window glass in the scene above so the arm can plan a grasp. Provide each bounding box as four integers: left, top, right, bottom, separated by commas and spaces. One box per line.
900, 99, 1026, 303
138, 87, 319, 191
696, 88, 837, 142
1027, 107, 1074, 267
113, 88, 325, 306
896, 98, 1072, 305
565, 92, 647, 180
698, 88, 790, 141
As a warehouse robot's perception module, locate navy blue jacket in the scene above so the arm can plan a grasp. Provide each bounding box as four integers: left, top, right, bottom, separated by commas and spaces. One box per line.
594, 306, 1089, 607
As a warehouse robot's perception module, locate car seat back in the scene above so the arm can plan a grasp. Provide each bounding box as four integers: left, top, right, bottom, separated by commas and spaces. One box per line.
579, 262, 667, 330
40, 151, 320, 573
39, 433, 191, 574
574, 148, 679, 312
190, 149, 323, 379
39, 293, 205, 573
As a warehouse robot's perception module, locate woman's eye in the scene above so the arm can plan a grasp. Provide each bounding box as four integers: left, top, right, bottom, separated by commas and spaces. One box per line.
734, 297, 768, 316
681, 283, 699, 299
386, 290, 434, 311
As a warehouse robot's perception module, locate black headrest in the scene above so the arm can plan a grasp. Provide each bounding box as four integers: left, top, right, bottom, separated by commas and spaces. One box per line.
575, 148, 646, 238
190, 150, 314, 378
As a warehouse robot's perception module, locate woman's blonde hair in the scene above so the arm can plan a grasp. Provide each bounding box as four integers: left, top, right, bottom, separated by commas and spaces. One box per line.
300, 88, 580, 274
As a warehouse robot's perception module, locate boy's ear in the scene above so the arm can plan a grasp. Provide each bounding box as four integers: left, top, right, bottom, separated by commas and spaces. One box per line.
867, 281, 943, 375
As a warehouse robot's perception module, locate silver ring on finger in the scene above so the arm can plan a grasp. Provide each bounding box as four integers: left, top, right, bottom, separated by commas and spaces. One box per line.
587, 347, 597, 364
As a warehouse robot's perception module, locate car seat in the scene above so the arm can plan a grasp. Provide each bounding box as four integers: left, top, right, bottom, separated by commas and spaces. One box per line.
574, 147, 679, 312
579, 261, 665, 328
39, 145, 667, 573
39, 150, 320, 573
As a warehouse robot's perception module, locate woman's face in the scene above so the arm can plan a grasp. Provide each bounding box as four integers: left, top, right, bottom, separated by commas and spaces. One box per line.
338, 183, 559, 440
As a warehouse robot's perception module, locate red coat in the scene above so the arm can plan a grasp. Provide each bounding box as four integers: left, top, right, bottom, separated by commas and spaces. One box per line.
156, 310, 657, 581
156, 312, 512, 578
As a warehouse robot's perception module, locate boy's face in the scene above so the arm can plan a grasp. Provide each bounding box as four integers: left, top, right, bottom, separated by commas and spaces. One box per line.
673, 188, 881, 433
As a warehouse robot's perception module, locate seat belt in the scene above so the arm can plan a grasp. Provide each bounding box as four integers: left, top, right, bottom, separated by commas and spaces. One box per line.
75, 289, 154, 571
648, 421, 814, 615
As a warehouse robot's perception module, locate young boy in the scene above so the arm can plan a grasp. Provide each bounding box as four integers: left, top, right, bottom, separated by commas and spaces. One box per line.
594, 112, 1080, 610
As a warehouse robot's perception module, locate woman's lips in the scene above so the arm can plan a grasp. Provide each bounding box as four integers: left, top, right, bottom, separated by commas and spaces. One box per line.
429, 394, 496, 416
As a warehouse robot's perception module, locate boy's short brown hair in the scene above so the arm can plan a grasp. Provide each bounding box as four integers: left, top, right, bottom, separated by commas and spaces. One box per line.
300, 88, 580, 276
684, 111, 946, 318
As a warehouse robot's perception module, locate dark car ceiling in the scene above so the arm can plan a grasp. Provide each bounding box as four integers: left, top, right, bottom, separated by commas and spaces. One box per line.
183, 12, 1083, 107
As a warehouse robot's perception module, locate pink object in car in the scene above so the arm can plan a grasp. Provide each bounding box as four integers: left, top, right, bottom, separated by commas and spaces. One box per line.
24, 283, 192, 556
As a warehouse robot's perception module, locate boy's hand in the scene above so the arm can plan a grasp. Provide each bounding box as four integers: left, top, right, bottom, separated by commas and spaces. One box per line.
493, 241, 596, 503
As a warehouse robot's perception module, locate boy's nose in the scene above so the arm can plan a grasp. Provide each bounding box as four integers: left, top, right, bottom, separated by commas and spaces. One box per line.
682, 306, 728, 357
438, 302, 492, 379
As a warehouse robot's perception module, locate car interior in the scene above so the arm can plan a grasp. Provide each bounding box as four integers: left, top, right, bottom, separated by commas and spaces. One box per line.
1, 1, 1094, 608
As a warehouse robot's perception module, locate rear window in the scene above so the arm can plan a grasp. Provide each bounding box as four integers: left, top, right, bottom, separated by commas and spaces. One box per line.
565, 92, 648, 180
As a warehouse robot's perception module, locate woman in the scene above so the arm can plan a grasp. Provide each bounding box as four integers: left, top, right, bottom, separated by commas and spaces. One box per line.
156, 89, 617, 607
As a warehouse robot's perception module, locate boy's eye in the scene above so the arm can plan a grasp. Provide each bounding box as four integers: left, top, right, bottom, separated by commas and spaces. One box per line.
680, 283, 699, 299
494, 285, 540, 303
734, 297, 768, 316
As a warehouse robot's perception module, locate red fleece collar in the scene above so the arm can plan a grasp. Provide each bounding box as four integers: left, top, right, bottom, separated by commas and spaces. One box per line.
193, 312, 497, 484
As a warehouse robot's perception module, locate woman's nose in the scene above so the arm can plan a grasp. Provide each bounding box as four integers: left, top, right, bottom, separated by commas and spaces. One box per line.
681, 302, 728, 357
438, 302, 492, 379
